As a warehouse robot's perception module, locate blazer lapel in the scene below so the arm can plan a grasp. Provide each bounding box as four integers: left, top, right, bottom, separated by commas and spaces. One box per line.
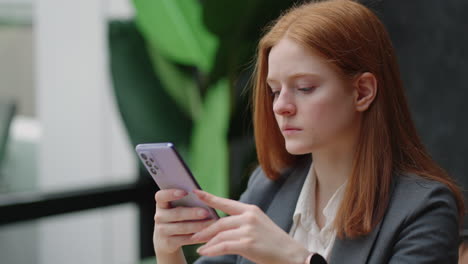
265, 159, 311, 232
329, 176, 398, 264
329, 220, 383, 264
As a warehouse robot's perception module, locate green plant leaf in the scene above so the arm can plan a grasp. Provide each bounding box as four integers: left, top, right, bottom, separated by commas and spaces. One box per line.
108, 21, 192, 150
201, 0, 296, 85
148, 48, 202, 121
133, 0, 218, 73
189, 78, 230, 198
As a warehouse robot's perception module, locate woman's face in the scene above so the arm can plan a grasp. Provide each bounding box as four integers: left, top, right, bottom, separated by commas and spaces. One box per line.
267, 37, 360, 155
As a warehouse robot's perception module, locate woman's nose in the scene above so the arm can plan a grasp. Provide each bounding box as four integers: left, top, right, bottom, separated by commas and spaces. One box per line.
273, 90, 296, 116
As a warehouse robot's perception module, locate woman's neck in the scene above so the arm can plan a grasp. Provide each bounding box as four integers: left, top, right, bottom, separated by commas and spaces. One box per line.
311, 144, 355, 201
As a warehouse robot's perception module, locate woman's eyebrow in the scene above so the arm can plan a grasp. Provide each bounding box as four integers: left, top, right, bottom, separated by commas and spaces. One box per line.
289, 73, 321, 80
267, 72, 320, 83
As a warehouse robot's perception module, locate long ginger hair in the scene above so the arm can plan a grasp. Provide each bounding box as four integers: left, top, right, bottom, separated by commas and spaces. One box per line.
252, 0, 464, 238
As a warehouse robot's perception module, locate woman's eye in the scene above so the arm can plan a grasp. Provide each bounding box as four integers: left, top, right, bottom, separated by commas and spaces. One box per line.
270, 90, 280, 97
298, 87, 315, 93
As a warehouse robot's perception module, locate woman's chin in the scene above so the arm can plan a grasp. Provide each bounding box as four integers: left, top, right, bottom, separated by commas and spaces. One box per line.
285, 142, 311, 155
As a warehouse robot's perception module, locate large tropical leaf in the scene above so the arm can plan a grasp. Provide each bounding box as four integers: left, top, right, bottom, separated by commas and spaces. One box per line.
133, 0, 218, 73
189, 78, 230, 198
148, 48, 202, 121
201, 0, 296, 85
108, 21, 192, 152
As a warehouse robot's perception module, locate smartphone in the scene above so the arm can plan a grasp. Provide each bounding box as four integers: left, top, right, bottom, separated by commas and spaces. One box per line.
135, 142, 219, 219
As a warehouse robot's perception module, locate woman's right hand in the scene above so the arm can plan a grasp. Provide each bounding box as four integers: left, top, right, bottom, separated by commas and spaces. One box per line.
153, 189, 216, 255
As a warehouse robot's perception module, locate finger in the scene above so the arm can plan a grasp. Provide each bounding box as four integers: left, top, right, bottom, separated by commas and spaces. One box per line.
156, 219, 216, 236
155, 189, 188, 209
157, 234, 192, 249
154, 207, 210, 223
191, 215, 242, 241
197, 239, 248, 257
202, 227, 247, 248
193, 190, 247, 215
155, 234, 201, 252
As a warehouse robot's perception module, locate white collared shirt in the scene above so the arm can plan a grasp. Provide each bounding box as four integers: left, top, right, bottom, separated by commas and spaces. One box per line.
289, 163, 347, 261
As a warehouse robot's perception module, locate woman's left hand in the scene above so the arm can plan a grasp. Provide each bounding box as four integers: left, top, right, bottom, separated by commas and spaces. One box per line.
191, 190, 310, 264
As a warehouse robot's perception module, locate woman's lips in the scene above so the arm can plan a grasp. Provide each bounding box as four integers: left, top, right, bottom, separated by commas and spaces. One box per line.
282, 127, 302, 136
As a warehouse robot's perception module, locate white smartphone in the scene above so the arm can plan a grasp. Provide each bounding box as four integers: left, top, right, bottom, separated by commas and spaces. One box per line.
135, 142, 219, 219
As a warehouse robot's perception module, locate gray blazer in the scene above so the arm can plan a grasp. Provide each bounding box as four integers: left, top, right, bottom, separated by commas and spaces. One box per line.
195, 158, 460, 264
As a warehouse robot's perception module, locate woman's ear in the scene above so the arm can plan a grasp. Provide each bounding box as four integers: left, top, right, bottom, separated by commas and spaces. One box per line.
353, 72, 377, 112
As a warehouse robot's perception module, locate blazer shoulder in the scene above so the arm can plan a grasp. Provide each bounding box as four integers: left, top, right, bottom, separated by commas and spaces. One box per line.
390, 173, 459, 223
243, 164, 297, 193
245, 166, 273, 188
361, 173, 461, 263
392, 173, 457, 207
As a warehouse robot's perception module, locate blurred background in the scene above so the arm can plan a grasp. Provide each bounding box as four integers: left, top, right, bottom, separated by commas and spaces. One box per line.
0, 0, 466, 263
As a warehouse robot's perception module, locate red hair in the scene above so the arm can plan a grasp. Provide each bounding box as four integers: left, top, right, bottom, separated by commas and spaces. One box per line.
252, 0, 464, 238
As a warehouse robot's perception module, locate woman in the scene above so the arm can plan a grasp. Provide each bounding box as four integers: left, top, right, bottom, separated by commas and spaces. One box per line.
153, 0, 465, 263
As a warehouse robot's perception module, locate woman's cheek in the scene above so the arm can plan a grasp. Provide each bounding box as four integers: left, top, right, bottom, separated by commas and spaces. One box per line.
326, 98, 359, 137
310, 101, 335, 130
312, 100, 351, 139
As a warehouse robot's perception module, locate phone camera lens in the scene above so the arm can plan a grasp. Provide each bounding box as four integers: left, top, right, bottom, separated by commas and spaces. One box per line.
145, 160, 152, 167
150, 168, 157, 175
141, 153, 148, 160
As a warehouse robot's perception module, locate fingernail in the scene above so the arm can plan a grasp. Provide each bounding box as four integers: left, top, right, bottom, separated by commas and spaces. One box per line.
174, 190, 187, 197
197, 246, 204, 254
193, 189, 204, 197
197, 209, 208, 217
